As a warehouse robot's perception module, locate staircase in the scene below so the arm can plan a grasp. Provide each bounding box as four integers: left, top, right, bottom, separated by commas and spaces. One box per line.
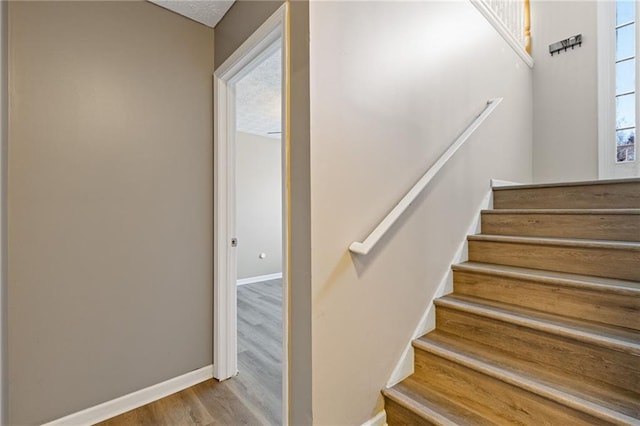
383, 178, 640, 425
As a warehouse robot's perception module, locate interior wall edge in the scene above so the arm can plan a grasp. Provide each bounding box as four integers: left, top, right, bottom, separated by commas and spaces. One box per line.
0, 0, 7, 423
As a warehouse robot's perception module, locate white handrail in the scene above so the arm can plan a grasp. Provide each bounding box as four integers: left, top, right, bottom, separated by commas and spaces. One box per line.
349, 98, 503, 255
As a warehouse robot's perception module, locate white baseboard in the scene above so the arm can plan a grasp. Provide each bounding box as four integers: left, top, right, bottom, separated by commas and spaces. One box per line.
237, 272, 282, 286
386, 184, 494, 388
42, 365, 214, 426
491, 178, 523, 187
361, 410, 387, 426
386, 342, 414, 388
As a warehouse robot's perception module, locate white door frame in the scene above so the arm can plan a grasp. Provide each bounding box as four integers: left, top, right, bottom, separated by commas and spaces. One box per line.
212, 2, 289, 422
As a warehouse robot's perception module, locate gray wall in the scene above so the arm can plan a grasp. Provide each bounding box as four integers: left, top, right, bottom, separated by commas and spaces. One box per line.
309, 2, 533, 423
531, 0, 599, 183
287, 2, 313, 423
0, 1, 6, 424
214, 0, 284, 69
236, 132, 282, 280
8, 2, 214, 424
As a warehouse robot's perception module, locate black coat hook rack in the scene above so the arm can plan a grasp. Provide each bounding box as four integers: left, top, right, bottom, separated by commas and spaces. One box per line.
549, 34, 582, 56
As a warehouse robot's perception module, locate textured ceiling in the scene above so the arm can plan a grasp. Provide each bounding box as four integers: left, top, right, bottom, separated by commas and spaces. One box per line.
236, 47, 282, 139
149, 0, 281, 139
148, 0, 234, 28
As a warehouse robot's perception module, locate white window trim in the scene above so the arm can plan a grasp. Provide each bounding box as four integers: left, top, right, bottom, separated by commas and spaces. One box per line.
598, 1, 639, 179
597, 1, 616, 179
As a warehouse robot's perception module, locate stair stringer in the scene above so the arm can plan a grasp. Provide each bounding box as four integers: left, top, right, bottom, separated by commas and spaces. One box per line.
385, 182, 502, 387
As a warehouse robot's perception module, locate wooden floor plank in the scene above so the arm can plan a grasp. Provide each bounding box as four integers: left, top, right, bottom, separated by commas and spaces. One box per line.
97, 280, 283, 425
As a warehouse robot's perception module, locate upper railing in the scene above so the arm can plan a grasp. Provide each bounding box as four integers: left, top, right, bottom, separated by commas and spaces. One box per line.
484, 0, 526, 48
349, 98, 503, 256
471, 0, 532, 67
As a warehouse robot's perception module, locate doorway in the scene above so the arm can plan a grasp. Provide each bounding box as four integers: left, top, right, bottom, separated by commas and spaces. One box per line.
235, 42, 283, 424
212, 4, 287, 425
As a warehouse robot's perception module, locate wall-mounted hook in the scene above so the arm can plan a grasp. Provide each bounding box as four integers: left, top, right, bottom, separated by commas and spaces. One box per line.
549, 34, 582, 56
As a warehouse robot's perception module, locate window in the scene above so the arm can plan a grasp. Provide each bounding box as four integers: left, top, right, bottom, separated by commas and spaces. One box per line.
615, 0, 636, 163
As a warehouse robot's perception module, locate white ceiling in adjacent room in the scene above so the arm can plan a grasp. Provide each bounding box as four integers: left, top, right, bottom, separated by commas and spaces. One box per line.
148, 0, 234, 28
148, 0, 281, 139
236, 48, 282, 139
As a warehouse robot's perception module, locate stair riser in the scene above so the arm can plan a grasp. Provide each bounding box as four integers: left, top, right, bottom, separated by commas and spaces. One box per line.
468, 240, 640, 281
453, 270, 640, 330
411, 349, 609, 425
481, 213, 640, 241
384, 398, 437, 426
493, 182, 640, 209
436, 307, 640, 393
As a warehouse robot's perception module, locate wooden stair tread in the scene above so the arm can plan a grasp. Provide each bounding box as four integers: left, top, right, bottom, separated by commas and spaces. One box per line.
482, 208, 640, 215
385, 180, 640, 425
452, 262, 640, 294
422, 330, 640, 418
480, 209, 640, 241
468, 235, 640, 281
492, 177, 640, 191
492, 179, 640, 209
413, 332, 640, 424
434, 295, 640, 354
468, 234, 640, 250
384, 380, 494, 426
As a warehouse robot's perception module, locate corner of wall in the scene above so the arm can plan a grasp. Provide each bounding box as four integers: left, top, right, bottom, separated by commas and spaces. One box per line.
530, 0, 599, 183
385, 185, 493, 389
287, 1, 313, 424
361, 410, 387, 426
0, 0, 7, 422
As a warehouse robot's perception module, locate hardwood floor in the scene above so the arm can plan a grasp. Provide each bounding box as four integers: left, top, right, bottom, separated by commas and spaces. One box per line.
99, 279, 283, 426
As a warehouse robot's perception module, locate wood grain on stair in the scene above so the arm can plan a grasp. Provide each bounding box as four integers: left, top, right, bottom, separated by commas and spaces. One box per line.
493, 179, 640, 209
435, 296, 640, 393
421, 331, 640, 420
411, 346, 610, 425
468, 235, 640, 281
453, 262, 640, 330
384, 397, 438, 426
481, 209, 640, 241
383, 380, 494, 426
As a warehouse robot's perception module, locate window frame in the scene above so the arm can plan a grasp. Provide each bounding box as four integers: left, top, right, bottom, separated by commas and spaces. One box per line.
598, 0, 640, 178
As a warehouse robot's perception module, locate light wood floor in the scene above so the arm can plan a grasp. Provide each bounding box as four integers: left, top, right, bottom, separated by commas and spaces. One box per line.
98, 279, 283, 425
